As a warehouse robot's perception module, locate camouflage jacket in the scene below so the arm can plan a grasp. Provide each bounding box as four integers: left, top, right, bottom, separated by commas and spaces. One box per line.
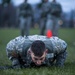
50, 2, 62, 17
6, 35, 67, 67
38, 2, 51, 18
19, 2, 33, 17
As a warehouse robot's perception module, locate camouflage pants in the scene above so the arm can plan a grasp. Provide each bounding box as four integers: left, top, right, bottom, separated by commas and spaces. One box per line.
46, 15, 60, 36
40, 18, 47, 35
19, 16, 32, 37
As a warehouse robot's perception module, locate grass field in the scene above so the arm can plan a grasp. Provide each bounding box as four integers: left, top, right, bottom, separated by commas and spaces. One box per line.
0, 28, 75, 75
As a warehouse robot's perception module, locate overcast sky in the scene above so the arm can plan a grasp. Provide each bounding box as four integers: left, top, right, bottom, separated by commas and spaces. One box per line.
12, 0, 75, 12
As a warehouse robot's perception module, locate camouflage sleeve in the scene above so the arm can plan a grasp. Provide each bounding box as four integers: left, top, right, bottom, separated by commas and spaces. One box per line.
6, 36, 25, 60
50, 37, 67, 54
6, 40, 21, 68
55, 50, 67, 67
50, 37, 67, 66
6, 39, 17, 60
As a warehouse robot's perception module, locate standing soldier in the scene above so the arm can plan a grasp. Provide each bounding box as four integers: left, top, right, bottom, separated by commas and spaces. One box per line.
38, 0, 51, 35
18, 0, 33, 37
1, 0, 16, 28
1, 0, 11, 27
46, 0, 62, 36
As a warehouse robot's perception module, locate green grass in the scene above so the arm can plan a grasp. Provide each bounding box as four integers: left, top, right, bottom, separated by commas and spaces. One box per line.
0, 28, 75, 75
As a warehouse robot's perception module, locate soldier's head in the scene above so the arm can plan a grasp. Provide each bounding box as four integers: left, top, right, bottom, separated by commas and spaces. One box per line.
24, 0, 27, 3
42, 0, 48, 3
28, 40, 48, 66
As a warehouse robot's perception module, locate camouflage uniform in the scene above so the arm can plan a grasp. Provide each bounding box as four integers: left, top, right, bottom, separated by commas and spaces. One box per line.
18, 0, 33, 37
1, 0, 16, 27
46, 1, 62, 36
6, 35, 67, 68
38, 0, 51, 35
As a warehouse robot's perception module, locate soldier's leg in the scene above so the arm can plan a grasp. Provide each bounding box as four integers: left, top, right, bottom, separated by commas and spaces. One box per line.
25, 17, 32, 37
46, 18, 53, 35
52, 18, 60, 36
20, 17, 26, 37
40, 18, 46, 35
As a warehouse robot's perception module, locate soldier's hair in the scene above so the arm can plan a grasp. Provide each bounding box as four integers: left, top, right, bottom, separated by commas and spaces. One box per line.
31, 40, 46, 57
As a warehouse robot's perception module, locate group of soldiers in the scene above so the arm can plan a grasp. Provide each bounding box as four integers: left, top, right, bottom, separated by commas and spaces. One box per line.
0, 0, 62, 37
0, 0, 17, 27
18, 0, 62, 37
38, 0, 62, 36
0, 0, 68, 69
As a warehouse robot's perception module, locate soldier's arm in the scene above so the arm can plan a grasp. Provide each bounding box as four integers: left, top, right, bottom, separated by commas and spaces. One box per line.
6, 39, 20, 68
28, 4, 34, 16
58, 3, 62, 17
50, 37, 67, 66
17, 4, 25, 17
55, 50, 67, 67
41, 36, 67, 67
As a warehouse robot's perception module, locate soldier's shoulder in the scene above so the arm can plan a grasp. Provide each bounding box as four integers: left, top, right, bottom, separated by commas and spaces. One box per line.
14, 36, 26, 44
19, 3, 25, 7
27, 3, 31, 5
50, 36, 66, 42
27, 3, 32, 8
6, 36, 25, 50
6, 38, 16, 50
7, 36, 24, 46
56, 2, 61, 6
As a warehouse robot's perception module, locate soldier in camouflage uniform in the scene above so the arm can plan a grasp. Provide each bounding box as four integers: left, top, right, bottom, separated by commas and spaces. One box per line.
1, 0, 12, 27
18, 0, 33, 37
46, 0, 62, 36
6, 35, 67, 68
38, 0, 51, 35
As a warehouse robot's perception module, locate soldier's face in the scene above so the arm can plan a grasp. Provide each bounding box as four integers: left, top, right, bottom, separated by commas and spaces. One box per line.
30, 50, 47, 66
